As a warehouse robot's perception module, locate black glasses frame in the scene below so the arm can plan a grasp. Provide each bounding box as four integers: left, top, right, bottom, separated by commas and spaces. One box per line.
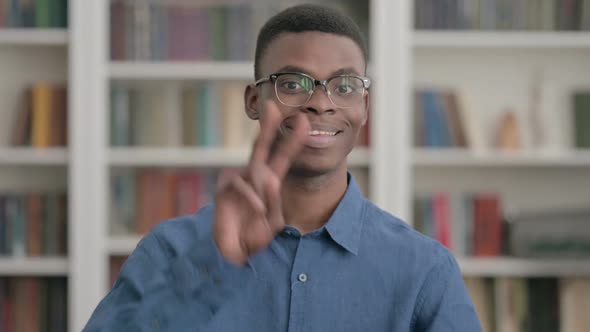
254, 72, 371, 108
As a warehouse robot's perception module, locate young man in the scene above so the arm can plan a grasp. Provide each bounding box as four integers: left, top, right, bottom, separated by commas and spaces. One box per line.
84, 4, 481, 331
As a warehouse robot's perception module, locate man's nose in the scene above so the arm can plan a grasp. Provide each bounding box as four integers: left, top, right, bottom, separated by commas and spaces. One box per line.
303, 84, 335, 115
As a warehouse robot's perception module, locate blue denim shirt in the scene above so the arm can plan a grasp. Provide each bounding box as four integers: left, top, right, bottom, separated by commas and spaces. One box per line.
84, 174, 481, 331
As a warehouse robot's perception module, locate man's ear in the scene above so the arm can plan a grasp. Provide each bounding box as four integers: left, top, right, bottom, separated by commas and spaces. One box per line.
244, 84, 260, 120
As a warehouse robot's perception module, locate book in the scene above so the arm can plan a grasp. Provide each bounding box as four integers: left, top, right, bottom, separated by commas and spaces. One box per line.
573, 92, 590, 148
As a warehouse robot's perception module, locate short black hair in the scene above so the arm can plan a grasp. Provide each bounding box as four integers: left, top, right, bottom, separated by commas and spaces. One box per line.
254, 4, 368, 80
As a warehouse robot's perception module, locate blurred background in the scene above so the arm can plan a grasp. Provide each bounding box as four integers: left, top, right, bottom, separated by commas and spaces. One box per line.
0, 0, 589, 331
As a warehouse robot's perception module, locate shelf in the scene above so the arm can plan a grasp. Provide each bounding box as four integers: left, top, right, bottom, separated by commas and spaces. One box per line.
109, 146, 370, 167
413, 149, 590, 167
459, 257, 590, 277
109, 61, 254, 80
0, 257, 69, 276
414, 31, 590, 49
108, 235, 142, 256
0, 29, 68, 45
0, 148, 68, 166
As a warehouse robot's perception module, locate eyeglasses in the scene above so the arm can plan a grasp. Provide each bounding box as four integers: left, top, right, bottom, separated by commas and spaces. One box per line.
255, 72, 371, 109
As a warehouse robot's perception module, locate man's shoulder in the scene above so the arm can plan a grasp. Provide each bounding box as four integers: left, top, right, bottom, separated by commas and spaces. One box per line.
146, 204, 215, 258
361, 199, 453, 264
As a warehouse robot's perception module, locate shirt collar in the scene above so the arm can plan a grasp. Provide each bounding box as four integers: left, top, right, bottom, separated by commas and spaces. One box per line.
324, 172, 366, 255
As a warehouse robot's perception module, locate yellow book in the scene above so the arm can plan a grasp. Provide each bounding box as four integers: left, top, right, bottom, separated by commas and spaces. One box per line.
31, 82, 53, 148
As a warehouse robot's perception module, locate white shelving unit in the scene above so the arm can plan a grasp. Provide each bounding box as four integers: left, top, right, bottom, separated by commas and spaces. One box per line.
0, 257, 69, 276
0, 7, 73, 332
2, 0, 587, 330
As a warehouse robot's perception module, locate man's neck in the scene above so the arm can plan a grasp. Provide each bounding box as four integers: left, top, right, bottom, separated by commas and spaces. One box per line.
281, 166, 349, 235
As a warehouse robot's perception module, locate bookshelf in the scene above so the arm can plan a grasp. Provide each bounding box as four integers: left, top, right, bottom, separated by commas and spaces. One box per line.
1, 0, 587, 330
412, 1, 590, 330
0, 1, 71, 331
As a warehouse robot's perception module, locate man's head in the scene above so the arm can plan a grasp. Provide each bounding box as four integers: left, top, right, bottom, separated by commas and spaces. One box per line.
245, 4, 370, 178
254, 4, 368, 80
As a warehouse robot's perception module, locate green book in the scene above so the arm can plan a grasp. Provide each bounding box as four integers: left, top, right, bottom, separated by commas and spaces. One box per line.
208, 7, 226, 61
50, 0, 68, 28
35, 0, 50, 27
573, 93, 590, 148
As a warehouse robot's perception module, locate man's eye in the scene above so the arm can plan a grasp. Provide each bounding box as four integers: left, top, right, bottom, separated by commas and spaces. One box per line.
279, 80, 307, 93
336, 85, 353, 94
283, 81, 302, 90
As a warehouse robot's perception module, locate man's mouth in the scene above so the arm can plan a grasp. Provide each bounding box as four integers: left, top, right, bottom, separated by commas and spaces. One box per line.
308, 130, 338, 136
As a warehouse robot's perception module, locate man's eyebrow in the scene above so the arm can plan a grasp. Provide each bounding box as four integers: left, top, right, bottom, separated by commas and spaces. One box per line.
273, 66, 362, 77
275, 65, 309, 74
330, 67, 361, 76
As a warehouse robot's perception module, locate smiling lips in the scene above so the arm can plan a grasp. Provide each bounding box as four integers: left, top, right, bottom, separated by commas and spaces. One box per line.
283, 123, 342, 149
304, 125, 341, 149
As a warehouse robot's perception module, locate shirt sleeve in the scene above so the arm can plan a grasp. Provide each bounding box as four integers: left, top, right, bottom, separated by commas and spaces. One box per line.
412, 252, 483, 332
82, 230, 253, 332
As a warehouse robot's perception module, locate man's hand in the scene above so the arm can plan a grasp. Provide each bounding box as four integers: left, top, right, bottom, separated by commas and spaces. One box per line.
213, 101, 309, 265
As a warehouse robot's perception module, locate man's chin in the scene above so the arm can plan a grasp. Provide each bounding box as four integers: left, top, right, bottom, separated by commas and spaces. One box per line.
287, 156, 345, 178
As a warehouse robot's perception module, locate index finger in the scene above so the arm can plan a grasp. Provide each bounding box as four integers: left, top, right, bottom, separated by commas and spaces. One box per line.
268, 113, 309, 179
249, 100, 282, 165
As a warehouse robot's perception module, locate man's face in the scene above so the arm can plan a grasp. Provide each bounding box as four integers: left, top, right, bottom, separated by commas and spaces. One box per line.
246, 31, 369, 177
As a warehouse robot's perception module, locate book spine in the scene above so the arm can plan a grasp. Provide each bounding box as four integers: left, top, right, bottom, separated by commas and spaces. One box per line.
31, 82, 52, 148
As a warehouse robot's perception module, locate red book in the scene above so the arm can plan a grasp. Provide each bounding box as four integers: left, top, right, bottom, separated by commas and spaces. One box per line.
22, 278, 39, 332
136, 170, 177, 234
26, 193, 43, 256
50, 85, 68, 146
473, 194, 502, 256
433, 193, 452, 249
110, 0, 127, 60
110, 256, 129, 288
176, 172, 203, 216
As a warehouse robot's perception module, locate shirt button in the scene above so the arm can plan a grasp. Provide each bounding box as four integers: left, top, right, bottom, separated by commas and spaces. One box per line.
298, 273, 308, 283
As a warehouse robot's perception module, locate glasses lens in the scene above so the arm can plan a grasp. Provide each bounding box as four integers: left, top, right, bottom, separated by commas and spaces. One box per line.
327, 76, 365, 108
275, 74, 314, 106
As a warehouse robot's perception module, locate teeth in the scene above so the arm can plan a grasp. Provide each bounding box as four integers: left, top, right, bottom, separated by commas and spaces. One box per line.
308, 130, 337, 136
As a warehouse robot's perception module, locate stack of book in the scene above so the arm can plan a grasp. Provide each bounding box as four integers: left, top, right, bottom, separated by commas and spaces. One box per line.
0, 192, 68, 257
0, 0, 68, 28
413, 192, 504, 257
0, 277, 68, 332
10, 82, 68, 148
110, 82, 258, 148
110, 169, 219, 235
466, 276, 590, 332
415, 0, 590, 30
